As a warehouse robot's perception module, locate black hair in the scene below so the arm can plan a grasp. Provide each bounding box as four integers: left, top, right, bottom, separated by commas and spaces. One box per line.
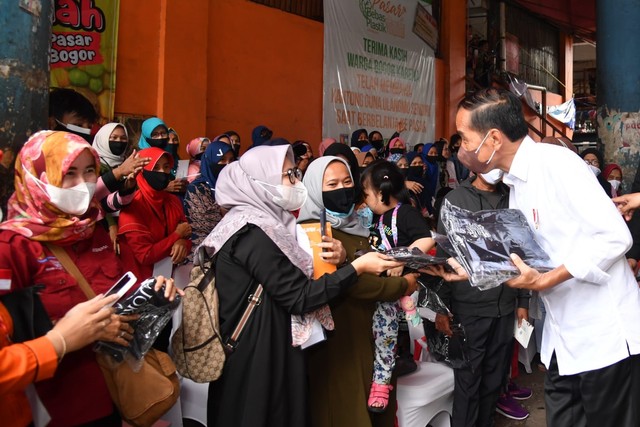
368, 130, 383, 141
49, 88, 98, 124
434, 138, 448, 156
450, 134, 461, 145
457, 88, 528, 142
414, 143, 424, 152
360, 159, 410, 205
580, 148, 604, 171
225, 130, 240, 140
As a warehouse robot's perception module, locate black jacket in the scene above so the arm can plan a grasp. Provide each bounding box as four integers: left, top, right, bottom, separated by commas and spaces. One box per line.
435, 177, 530, 317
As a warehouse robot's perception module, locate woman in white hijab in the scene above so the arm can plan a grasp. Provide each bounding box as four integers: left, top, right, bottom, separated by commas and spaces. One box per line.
201, 145, 403, 427
298, 156, 418, 426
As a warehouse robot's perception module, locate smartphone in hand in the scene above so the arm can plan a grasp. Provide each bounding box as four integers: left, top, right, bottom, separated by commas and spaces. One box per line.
320, 209, 328, 252
104, 271, 137, 307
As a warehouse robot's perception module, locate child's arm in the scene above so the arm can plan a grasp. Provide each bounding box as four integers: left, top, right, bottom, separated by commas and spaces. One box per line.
410, 237, 435, 254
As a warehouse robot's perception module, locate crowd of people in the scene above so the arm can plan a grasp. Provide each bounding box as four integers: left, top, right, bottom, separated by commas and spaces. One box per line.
0, 86, 638, 427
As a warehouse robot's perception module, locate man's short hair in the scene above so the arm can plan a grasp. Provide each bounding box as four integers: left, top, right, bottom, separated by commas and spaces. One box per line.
49, 88, 98, 124
458, 88, 529, 142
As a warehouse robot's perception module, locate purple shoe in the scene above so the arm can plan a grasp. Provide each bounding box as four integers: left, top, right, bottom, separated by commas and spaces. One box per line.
496, 394, 529, 421
508, 381, 533, 400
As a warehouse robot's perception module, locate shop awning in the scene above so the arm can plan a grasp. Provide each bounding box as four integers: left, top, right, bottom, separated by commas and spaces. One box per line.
513, 0, 596, 42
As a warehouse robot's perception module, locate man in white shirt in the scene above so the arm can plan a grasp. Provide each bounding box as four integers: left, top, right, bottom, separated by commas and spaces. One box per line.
453, 88, 640, 427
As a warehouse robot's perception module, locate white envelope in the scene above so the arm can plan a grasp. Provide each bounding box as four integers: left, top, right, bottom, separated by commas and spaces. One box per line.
514, 318, 534, 348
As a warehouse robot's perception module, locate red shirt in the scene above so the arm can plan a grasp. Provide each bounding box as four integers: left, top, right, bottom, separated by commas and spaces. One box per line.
0, 227, 124, 426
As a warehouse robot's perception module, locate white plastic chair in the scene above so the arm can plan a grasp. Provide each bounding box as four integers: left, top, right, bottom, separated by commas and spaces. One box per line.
396, 310, 454, 427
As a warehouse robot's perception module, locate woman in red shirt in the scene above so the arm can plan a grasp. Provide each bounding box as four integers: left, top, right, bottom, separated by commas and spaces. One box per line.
0, 131, 179, 426
118, 147, 192, 281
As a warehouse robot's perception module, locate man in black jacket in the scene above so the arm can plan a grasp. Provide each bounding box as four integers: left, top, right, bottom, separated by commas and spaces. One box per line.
435, 171, 530, 427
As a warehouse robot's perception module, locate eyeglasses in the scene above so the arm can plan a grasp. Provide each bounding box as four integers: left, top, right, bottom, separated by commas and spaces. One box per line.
282, 167, 303, 184
584, 159, 599, 167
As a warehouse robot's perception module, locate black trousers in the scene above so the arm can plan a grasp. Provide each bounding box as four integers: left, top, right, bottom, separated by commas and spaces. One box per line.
545, 352, 640, 427
451, 313, 515, 427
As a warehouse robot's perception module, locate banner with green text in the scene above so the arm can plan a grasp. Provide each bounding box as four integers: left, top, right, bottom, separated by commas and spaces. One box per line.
323, 0, 436, 148
50, 0, 120, 122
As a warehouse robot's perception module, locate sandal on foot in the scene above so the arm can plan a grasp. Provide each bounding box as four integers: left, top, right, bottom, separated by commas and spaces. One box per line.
368, 382, 393, 413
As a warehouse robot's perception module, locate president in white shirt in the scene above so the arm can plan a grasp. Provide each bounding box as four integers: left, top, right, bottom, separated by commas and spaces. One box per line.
453, 87, 640, 427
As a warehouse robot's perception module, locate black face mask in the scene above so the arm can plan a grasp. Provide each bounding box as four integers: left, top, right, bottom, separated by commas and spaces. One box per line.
194, 152, 204, 161
398, 168, 408, 178
322, 187, 355, 215
407, 166, 424, 178
359, 166, 368, 175
426, 155, 438, 164
232, 144, 241, 156
148, 137, 169, 149
390, 148, 404, 155
211, 163, 226, 179
109, 140, 127, 156
371, 139, 384, 151
436, 155, 447, 163
142, 170, 173, 191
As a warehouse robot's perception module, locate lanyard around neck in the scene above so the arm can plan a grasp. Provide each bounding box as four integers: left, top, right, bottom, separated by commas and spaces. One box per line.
378, 203, 400, 250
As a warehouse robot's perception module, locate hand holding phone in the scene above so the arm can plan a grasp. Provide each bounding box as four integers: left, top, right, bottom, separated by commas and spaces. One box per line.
320, 209, 328, 252
104, 272, 137, 307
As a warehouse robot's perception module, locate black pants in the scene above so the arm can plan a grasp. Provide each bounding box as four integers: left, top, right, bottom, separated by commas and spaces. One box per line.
451, 313, 514, 427
545, 352, 640, 427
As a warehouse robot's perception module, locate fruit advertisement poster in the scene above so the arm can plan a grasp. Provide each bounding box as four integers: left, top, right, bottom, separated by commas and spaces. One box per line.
49, 0, 120, 121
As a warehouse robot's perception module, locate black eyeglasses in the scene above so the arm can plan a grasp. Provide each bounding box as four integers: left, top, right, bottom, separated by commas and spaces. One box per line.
282, 167, 303, 184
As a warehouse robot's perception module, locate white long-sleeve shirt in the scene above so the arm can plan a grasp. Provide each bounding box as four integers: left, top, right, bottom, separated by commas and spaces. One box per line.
503, 136, 640, 375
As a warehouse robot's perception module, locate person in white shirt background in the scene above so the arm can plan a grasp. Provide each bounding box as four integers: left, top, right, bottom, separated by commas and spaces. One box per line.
452, 87, 640, 427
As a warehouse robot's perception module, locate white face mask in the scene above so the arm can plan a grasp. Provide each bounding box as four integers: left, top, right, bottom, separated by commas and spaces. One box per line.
608, 179, 621, 191
588, 164, 601, 176
480, 168, 504, 184
26, 168, 96, 215
256, 180, 308, 211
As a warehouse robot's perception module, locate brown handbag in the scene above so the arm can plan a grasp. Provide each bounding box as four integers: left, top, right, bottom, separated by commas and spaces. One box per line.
171, 246, 263, 383
46, 244, 180, 427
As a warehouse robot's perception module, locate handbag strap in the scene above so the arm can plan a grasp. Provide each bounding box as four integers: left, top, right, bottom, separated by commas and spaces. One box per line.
224, 283, 263, 352
45, 243, 96, 300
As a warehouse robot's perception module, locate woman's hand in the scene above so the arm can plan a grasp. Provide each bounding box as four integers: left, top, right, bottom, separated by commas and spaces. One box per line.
613, 193, 640, 221
351, 251, 404, 276
114, 150, 150, 181
166, 179, 187, 193
405, 180, 423, 194
403, 272, 419, 295
99, 313, 139, 346
47, 294, 120, 354
386, 265, 404, 277
318, 235, 347, 265
421, 257, 469, 282
175, 222, 192, 238
170, 239, 189, 264
153, 275, 184, 302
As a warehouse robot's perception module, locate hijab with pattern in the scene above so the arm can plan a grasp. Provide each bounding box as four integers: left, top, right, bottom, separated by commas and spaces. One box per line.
202, 145, 334, 346
0, 131, 101, 244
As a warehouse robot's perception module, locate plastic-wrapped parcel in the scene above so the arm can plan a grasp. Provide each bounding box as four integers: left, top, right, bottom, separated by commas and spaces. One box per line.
440, 200, 555, 290
384, 246, 449, 271
95, 277, 181, 369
